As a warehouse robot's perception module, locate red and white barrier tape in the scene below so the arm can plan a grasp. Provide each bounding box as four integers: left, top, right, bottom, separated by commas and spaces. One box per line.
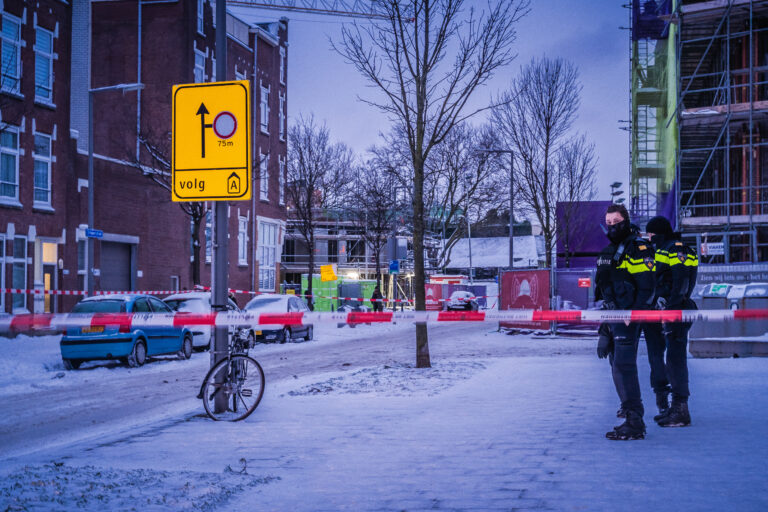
1, 309, 767, 333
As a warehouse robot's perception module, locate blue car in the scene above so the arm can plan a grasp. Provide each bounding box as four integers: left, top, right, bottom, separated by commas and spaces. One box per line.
60, 294, 193, 370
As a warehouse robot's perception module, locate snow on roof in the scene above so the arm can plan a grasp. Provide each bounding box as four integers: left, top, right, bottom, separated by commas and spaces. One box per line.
446, 236, 544, 269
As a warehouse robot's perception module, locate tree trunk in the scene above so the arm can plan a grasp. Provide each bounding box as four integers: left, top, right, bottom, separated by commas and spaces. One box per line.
413, 155, 431, 368
191, 216, 202, 286
307, 230, 315, 311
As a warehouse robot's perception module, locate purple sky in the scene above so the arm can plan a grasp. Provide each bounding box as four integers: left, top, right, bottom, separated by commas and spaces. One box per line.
232, 1, 629, 200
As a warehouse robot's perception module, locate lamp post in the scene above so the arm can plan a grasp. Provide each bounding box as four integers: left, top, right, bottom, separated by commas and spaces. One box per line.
476, 148, 515, 269
87, 82, 144, 296
610, 181, 625, 204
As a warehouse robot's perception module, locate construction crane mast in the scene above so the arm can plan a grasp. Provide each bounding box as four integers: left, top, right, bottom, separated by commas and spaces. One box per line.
226, 0, 384, 19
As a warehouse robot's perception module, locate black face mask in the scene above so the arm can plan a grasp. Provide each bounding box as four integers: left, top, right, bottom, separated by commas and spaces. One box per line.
606, 219, 630, 244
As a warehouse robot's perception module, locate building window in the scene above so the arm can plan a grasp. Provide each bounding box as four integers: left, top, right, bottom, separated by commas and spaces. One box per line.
33, 133, 52, 206
279, 92, 286, 141
1, 14, 21, 94
0, 234, 5, 311
205, 209, 212, 263
260, 152, 269, 201
210, 54, 216, 82
258, 221, 278, 291
279, 155, 285, 206
235, 69, 245, 82
0, 127, 19, 202
279, 46, 286, 85
35, 27, 54, 102
194, 49, 205, 83
260, 82, 270, 134
238, 216, 248, 265
197, 0, 205, 34
11, 235, 26, 310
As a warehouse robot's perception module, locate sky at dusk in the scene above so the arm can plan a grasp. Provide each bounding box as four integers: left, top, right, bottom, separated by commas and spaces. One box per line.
232, 0, 630, 200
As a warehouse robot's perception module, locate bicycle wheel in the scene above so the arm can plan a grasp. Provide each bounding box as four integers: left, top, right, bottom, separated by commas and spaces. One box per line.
201, 355, 265, 421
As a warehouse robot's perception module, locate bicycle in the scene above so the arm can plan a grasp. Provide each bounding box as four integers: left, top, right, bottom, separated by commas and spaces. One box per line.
197, 330, 265, 421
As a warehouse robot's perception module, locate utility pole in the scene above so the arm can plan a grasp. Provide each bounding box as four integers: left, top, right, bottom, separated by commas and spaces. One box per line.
212, 0, 229, 413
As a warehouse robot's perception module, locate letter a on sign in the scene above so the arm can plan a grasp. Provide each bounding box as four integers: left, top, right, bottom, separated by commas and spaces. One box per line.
171, 80, 251, 201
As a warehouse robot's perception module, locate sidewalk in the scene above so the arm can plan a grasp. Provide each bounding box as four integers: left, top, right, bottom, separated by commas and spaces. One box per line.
2, 348, 767, 511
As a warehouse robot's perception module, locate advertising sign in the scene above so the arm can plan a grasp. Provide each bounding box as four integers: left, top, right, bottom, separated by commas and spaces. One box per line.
499, 269, 551, 330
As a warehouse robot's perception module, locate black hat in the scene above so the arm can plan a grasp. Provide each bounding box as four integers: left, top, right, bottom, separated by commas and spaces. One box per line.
645, 216, 673, 236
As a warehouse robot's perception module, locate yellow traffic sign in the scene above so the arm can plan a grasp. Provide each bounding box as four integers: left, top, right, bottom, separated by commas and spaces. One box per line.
172, 80, 251, 201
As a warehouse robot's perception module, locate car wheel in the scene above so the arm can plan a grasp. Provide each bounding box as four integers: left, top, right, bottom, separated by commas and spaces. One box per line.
304, 326, 314, 341
62, 358, 81, 370
178, 335, 193, 360
278, 327, 290, 344
127, 339, 147, 367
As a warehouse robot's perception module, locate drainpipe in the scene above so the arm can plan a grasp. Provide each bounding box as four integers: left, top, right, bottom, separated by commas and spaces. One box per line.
136, 0, 142, 160
251, 28, 259, 291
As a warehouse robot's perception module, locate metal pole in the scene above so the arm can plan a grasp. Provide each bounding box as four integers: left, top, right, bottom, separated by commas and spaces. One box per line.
212, 0, 229, 413
466, 179, 473, 284
509, 151, 514, 269
87, 91, 94, 297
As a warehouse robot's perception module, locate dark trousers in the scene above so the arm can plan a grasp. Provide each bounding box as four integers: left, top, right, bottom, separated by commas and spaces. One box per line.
663, 321, 691, 403
608, 322, 644, 416
641, 322, 670, 395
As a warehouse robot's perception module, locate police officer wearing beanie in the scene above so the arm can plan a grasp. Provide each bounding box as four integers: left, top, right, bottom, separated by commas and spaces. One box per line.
595, 204, 655, 440
645, 215, 698, 427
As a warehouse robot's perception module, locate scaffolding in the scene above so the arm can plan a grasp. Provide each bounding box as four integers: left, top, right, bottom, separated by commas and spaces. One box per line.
631, 0, 768, 263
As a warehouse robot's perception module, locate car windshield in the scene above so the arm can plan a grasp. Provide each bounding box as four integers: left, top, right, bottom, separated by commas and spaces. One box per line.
245, 297, 285, 310
71, 300, 126, 313
450, 292, 472, 300
165, 298, 207, 313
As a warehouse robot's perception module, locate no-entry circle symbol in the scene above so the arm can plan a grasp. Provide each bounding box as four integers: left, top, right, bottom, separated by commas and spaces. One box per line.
213, 111, 237, 139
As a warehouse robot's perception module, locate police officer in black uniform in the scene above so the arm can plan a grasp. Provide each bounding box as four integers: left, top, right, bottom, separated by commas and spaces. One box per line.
596, 205, 655, 440
645, 216, 698, 427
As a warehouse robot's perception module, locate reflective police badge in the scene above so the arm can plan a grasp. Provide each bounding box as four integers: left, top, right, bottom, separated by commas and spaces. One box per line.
645, 257, 655, 269
678, 252, 686, 263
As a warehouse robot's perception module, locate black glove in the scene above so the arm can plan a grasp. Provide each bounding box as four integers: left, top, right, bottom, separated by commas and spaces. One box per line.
654, 297, 668, 310
600, 300, 617, 311
597, 324, 614, 359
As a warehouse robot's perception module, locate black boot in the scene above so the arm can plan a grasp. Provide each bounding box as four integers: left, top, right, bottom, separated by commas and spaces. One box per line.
657, 402, 691, 427
606, 410, 646, 440
653, 391, 670, 422
616, 406, 626, 418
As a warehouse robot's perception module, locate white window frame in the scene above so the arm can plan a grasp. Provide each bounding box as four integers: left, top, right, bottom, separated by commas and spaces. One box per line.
33, 132, 53, 208
279, 91, 286, 141
279, 46, 286, 85
260, 151, 269, 201
260, 81, 270, 134
279, 155, 285, 206
197, 0, 205, 35
205, 209, 212, 263
1, 13, 22, 94
34, 26, 54, 103
0, 126, 20, 205
194, 49, 205, 83
11, 235, 27, 311
235, 69, 245, 82
258, 221, 278, 292
210, 53, 216, 82
238, 216, 248, 265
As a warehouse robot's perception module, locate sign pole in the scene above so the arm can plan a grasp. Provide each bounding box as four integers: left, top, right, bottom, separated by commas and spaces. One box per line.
212, 0, 229, 413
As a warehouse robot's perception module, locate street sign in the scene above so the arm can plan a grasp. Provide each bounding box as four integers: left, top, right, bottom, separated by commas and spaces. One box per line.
389, 260, 400, 274
577, 277, 591, 288
701, 242, 725, 256
171, 80, 251, 201
85, 228, 103, 239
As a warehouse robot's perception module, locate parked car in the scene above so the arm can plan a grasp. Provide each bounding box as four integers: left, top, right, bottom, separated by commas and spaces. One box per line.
445, 291, 479, 311
243, 294, 313, 343
163, 291, 250, 350
60, 294, 193, 370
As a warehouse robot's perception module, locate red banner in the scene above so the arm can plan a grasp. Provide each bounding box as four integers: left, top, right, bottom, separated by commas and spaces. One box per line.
499, 270, 551, 330
425, 283, 443, 311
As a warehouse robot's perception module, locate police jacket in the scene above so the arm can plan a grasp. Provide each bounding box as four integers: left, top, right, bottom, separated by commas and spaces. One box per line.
595, 233, 655, 310
654, 234, 699, 309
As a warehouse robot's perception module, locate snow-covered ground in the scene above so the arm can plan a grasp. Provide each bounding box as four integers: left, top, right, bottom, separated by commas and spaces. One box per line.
1, 323, 767, 511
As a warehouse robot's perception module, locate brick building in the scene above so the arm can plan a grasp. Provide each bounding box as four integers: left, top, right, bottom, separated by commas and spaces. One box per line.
0, 0, 288, 313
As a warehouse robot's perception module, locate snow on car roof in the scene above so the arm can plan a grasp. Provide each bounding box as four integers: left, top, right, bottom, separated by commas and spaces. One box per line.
81, 294, 144, 302
163, 291, 210, 301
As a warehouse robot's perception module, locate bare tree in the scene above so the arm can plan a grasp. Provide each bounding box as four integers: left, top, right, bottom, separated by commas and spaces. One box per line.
349, 161, 400, 288
492, 56, 597, 267
131, 131, 208, 286
287, 115, 354, 303
335, 0, 528, 367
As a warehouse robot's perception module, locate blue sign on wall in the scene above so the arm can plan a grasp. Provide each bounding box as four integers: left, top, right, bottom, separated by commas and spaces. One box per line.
389, 260, 400, 274
85, 228, 104, 239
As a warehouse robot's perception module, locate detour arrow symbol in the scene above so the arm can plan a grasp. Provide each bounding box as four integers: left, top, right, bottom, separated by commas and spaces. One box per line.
196, 102, 212, 158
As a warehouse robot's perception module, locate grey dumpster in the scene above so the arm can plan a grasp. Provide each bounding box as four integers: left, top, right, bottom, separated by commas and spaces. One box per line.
743, 283, 768, 337
690, 283, 731, 340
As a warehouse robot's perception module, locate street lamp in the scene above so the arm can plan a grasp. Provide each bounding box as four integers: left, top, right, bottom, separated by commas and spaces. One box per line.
476, 148, 515, 269
610, 181, 624, 205
87, 83, 144, 296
